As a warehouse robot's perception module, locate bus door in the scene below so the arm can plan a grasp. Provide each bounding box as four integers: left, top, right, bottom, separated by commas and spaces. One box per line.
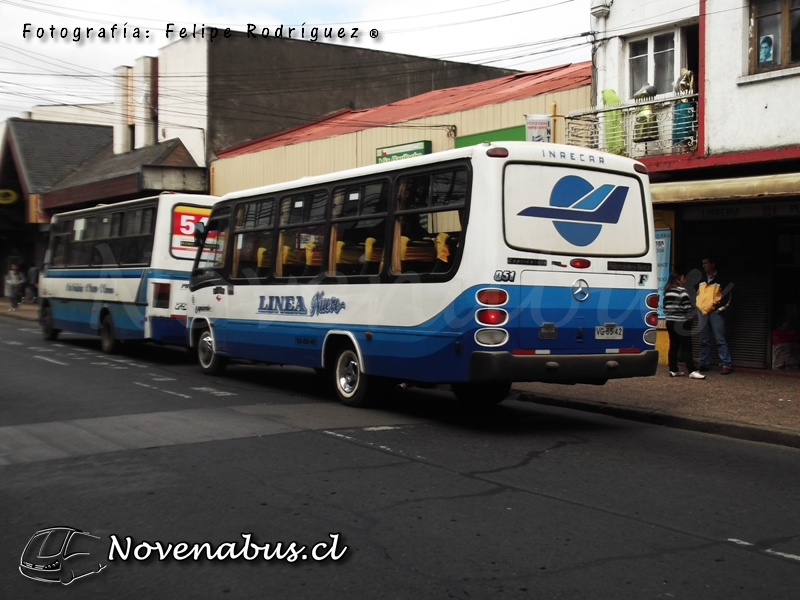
191, 209, 232, 352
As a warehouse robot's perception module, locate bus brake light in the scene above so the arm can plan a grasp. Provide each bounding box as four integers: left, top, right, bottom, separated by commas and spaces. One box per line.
645, 293, 659, 309
645, 311, 658, 327
476, 308, 508, 326
569, 259, 591, 269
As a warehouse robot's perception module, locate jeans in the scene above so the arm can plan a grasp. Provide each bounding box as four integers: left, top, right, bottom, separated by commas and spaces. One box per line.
697, 309, 731, 368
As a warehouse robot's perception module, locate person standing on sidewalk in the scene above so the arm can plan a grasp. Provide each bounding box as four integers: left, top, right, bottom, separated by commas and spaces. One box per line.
4, 264, 25, 311
663, 270, 705, 379
696, 255, 733, 374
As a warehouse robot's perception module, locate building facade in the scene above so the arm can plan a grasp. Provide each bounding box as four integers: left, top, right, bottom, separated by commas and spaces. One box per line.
566, 0, 800, 369
210, 63, 592, 195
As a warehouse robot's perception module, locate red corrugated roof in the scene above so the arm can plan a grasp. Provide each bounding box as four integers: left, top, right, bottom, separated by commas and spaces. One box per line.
217, 61, 591, 158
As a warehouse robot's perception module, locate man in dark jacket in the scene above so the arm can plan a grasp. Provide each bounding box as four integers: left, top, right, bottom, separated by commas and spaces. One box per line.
695, 255, 733, 374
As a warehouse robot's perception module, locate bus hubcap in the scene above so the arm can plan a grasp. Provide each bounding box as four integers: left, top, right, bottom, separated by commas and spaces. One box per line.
338, 354, 359, 394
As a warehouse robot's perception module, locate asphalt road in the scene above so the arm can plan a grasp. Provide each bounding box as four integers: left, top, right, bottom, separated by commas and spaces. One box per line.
1, 319, 800, 599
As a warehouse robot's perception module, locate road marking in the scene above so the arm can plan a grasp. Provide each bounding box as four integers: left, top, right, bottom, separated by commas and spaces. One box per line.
5, 341, 22, 345
33, 355, 69, 366
191, 386, 236, 397
727, 539, 754, 546
764, 549, 800, 562
28, 346, 54, 352
363, 426, 400, 431
322, 430, 427, 461
133, 381, 192, 399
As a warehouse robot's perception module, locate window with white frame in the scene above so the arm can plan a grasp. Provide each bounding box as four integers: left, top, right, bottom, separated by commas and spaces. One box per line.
628, 30, 679, 98
751, 0, 800, 73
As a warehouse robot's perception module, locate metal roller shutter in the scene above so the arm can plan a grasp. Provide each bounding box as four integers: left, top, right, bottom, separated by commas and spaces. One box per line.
680, 219, 770, 369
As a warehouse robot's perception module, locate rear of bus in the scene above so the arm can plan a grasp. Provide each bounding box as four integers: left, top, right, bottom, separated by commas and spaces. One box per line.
465, 142, 659, 386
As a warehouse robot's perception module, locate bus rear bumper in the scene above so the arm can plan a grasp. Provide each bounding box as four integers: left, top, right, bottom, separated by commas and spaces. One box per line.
468, 349, 659, 384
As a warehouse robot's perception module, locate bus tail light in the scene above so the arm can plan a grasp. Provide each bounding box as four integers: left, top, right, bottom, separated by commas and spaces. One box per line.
645, 293, 659, 309
476, 288, 508, 305
645, 311, 658, 327
476, 308, 508, 326
570, 258, 591, 269
153, 283, 170, 309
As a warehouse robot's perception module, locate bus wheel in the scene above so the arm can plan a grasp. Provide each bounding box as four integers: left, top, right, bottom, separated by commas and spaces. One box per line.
198, 329, 227, 375
100, 314, 121, 354
451, 382, 511, 407
333, 346, 377, 408
42, 305, 60, 341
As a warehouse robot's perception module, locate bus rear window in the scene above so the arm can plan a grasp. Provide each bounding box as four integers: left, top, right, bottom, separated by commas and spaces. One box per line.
503, 164, 648, 257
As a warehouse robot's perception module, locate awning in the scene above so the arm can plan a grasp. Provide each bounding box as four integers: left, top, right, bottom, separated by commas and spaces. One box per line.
651, 172, 800, 204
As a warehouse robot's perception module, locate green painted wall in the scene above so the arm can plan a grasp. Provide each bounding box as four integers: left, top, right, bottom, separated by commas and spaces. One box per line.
455, 125, 526, 148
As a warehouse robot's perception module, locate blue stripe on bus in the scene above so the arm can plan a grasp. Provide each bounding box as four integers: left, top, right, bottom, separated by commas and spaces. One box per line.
50, 299, 146, 340
45, 268, 191, 341
208, 284, 655, 383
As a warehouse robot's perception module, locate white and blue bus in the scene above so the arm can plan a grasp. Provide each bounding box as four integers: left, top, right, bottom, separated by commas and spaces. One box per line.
39, 193, 217, 352
188, 142, 659, 407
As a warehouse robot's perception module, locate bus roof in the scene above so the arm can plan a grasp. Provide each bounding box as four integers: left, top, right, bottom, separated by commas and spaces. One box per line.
220, 142, 645, 203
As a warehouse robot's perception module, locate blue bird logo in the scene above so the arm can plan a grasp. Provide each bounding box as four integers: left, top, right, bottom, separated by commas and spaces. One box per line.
517, 175, 629, 246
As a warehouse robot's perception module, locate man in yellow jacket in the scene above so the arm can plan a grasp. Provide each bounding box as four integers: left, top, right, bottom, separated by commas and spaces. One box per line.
696, 255, 733, 374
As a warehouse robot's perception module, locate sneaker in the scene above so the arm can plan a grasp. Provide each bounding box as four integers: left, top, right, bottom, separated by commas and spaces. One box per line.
698, 365, 710, 372
689, 371, 706, 380
721, 366, 733, 375
669, 371, 686, 377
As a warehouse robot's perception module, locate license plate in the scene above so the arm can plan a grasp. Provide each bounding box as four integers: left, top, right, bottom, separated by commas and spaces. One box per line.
595, 326, 623, 340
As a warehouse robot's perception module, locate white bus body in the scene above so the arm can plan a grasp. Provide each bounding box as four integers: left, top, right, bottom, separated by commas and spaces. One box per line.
39, 193, 217, 351
188, 143, 659, 406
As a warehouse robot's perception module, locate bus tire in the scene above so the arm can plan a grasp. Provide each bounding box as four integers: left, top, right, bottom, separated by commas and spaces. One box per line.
42, 305, 60, 341
100, 314, 121, 354
198, 328, 227, 375
452, 382, 511, 407
333, 345, 380, 408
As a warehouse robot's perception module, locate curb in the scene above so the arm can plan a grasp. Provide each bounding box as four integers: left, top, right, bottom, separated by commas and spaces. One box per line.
513, 391, 800, 450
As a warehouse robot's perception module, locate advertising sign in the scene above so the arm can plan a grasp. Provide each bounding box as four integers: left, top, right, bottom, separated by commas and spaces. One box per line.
171, 204, 211, 259
655, 228, 671, 318
525, 114, 552, 143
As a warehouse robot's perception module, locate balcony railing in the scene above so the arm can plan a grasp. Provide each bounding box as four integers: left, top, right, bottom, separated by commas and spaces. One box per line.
565, 92, 699, 159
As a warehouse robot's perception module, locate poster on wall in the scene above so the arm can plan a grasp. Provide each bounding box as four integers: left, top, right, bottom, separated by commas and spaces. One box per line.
525, 114, 552, 143
655, 228, 671, 318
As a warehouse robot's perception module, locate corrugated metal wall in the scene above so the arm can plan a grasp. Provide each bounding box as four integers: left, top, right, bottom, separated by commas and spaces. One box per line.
210, 86, 590, 196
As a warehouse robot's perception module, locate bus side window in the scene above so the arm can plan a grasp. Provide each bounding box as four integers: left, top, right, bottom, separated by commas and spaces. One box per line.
277, 191, 327, 278
329, 181, 389, 277
392, 169, 466, 276
232, 198, 275, 281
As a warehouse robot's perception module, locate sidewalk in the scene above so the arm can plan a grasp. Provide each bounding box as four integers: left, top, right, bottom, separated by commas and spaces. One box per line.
3, 298, 799, 448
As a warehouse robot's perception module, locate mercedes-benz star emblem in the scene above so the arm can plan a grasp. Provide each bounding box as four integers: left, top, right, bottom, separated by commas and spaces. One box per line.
572, 279, 590, 302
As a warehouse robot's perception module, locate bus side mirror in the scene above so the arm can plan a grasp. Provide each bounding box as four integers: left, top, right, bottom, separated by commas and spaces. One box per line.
194, 221, 206, 245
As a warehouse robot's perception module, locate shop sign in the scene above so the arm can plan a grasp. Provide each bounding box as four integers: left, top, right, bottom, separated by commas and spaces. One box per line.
0, 189, 19, 205
376, 141, 431, 164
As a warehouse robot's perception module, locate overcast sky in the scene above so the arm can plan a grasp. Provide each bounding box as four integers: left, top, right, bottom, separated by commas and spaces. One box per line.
0, 0, 592, 122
